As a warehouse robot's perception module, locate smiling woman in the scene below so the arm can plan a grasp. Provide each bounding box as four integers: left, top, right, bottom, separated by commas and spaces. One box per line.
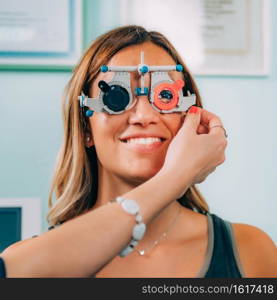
47, 27, 207, 225
0, 25, 276, 278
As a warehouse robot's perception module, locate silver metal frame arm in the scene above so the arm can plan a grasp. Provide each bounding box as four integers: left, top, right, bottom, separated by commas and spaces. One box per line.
175, 92, 196, 112
78, 94, 104, 112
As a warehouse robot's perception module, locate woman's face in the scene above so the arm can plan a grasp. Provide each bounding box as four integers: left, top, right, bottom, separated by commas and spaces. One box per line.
88, 42, 185, 184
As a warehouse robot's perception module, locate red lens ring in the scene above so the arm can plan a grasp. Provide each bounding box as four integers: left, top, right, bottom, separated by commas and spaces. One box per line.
153, 83, 179, 110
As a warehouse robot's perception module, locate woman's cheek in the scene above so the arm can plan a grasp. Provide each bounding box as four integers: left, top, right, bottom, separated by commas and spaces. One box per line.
163, 114, 183, 135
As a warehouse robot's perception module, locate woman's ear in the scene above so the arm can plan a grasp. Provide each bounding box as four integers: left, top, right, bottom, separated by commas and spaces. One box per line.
85, 132, 94, 148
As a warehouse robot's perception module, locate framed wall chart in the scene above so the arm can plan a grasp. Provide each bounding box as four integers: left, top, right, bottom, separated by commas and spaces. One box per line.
0, 0, 83, 70
120, 0, 270, 75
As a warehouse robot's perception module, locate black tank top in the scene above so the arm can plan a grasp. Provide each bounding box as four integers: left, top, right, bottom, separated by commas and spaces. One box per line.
0, 257, 5, 278
202, 213, 243, 278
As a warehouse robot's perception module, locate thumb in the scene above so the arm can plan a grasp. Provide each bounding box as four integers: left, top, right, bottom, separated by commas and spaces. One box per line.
183, 106, 201, 134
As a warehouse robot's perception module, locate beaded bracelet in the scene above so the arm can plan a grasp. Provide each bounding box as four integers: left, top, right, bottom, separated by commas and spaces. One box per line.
115, 196, 146, 257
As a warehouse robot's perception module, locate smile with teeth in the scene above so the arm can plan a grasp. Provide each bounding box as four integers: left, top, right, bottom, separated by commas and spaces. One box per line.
121, 137, 164, 144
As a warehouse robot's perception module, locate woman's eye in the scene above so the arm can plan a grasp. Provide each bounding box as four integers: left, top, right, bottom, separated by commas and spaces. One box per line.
159, 89, 173, 103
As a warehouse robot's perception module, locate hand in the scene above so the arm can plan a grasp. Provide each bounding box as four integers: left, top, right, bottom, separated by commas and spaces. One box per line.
161, 107, 227, 186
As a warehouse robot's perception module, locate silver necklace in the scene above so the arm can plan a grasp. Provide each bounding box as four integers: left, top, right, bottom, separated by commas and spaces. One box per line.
134, 206, 181, 256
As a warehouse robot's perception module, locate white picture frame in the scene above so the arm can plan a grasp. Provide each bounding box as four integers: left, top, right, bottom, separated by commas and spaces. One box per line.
119, 0, 271, 76
195, 0, 271, 75
0, 0, 83, 70
0, 198, 41, 239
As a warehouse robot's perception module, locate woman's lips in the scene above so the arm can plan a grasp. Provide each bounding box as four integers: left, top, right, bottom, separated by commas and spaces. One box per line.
120, 140, 165, 153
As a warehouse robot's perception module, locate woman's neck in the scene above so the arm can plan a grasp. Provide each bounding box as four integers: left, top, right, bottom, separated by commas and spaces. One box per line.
94, 166, 187, 254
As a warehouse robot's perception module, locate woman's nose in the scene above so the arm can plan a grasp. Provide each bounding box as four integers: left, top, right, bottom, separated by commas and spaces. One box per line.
128, 95, 160, 127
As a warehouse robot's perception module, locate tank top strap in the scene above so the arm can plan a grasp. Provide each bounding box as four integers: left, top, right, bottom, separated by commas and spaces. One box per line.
204, 213, 244, 278
0, 257, 6, 278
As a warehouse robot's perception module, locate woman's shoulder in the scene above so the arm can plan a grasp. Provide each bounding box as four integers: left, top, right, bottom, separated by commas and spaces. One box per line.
231, 222, 277, 277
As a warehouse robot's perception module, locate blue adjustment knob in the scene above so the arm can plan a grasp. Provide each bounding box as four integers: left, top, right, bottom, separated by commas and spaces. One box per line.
135, 87, 149, 96
140, 65, 149, 74
100, 65, 108, 72
86, 110, 94, 117
176, 65, 183, 72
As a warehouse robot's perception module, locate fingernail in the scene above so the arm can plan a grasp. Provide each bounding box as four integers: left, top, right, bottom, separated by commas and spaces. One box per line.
188, 106, 199, 114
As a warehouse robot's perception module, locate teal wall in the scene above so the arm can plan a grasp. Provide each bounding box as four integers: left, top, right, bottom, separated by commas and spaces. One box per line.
0, 0, 276, 242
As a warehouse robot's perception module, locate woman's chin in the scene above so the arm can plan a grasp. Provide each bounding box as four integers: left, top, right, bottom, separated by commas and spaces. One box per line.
124, 166, 162, 184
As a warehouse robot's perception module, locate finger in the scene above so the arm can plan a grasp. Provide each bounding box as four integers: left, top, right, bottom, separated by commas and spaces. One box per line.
209, 125, 228, 138
200, 109, 223, 128
197, 123, 209, 134
199, 109, 228, 137
183, 106, 201, 134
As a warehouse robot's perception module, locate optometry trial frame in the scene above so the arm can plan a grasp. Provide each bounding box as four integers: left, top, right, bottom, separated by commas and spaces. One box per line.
78, 52, 196, 117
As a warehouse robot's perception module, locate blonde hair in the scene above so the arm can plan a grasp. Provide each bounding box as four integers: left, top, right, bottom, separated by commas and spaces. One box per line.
47, 25, 209, 226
